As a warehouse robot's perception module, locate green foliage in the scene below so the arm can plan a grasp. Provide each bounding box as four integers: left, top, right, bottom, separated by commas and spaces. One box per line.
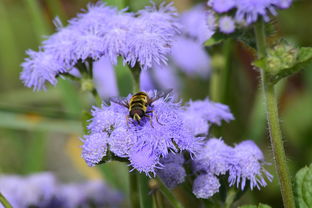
295, 164, 312, 208
239, 203, 272, 208
254, 41, 312, 84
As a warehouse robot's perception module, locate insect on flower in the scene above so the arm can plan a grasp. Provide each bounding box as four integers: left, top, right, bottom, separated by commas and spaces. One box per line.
110, 90, 172, 127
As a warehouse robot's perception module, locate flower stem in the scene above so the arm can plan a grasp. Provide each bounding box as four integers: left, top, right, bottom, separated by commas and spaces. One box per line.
130, 64, 142, 93
158, 180, 184, 208
254, 21, 295, 208
0, 193, 13, 208
129, 171, 140, 208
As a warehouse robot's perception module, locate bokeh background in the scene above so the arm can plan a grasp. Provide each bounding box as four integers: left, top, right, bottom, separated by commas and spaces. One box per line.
0, 0, 312, 207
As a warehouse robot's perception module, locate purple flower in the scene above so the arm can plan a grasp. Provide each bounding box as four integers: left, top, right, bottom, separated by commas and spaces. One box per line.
208, 0, 236, 13
81, 133, 109, 166
42, 26, 79, 69
20, 50, 66, 91
180, 5, 215, 43
193, 138, 233, 175
192, 174, 220, 199
81, 180, 123, 207
0, 173, 57, 208
171, 37, 211, 77
140, 64, 181, 92
125, 2, 180, 70
84, 91, 201, 175
156, 153, 186, 189
228, 140, 273, 190
219, 16, 236, 34
208, 0, 293, 25
185, 98, 234, 126
93, 56, 119, 99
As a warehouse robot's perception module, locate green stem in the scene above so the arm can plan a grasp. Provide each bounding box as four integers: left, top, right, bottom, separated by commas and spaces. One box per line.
129, 64, 141, 93
0, 193, 13, 208
129, 171, 140, 208
158, 180, 184, 208
254, 21, 295, 208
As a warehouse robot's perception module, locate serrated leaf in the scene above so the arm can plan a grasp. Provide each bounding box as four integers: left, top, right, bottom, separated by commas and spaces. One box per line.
295, 164, 312, 208
239, 204, 271, 208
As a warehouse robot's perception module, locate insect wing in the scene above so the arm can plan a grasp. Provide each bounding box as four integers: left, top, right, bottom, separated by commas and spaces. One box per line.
110, 96, 129, 108
149, 89, 173, 103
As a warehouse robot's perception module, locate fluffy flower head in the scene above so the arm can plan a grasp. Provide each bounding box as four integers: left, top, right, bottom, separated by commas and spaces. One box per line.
192, 174, 220, 199
83, 91, 201, 175
228, 140, 273, 190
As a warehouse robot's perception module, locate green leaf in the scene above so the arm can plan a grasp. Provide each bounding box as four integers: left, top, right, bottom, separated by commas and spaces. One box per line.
239, 203, 271, 208
295, 164, 312, 208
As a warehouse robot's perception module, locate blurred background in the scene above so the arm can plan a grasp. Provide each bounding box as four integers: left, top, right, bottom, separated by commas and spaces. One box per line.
0, 0, 312, 207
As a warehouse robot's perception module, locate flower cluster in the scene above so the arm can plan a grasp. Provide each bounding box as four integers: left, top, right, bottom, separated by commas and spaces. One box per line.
207, 0, 293, 26
20, 1, 180, 90
82, 91, 202, 176
140, 5, 214, 92
192, 139, 273, 198
0, 172, 123, 208
152, 98, 272, 198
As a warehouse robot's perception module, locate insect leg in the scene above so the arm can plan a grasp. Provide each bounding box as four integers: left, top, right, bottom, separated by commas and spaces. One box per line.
142, 114, 153, 128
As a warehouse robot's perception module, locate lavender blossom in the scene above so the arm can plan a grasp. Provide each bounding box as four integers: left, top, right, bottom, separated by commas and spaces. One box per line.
207, 0, 293, 25
171, 37, 211, 77
179, 5, 215, 43
208, 0, 236, 13
81, 133, 109, 166
185, 98, 234, 126
0, 173, 57, 208
21, 1, 181, 91
219, 16, 235, 34
140, 64, 181, 92
93, 56, 119, 99
125, 2, 180, 70
20, 50, 66, 91
84, 180, 123, 207
192, 174, 220, 199
228, 140, 273, 190
83, 91, 201, 175
193, 138, 233, 175
156, 153, 186, 189
42, 26, 79, 69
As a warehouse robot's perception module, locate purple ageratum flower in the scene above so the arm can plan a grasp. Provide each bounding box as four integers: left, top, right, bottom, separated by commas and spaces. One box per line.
193, 138, 233, 175
81, 180, 123, 207
81, 133, 109, 166
156, 153, 186, 189
171, 37, 211, 77
192, 174, 220, 199
57, 184, 87, 208
20, 50, 66, 91
228, 140, 273, 190
125, 2, 180, 70
235, 0, 278, 24
185, 98, 234, 126
0, 173, 57, 208
179, 5, 215, 44
93, 56, 119, 99
84, 91, 201, 175
69, 1, 117, 29
157, 163, 186, 189
208, 0, 236, 13
42, 26, 79, 69
137, 1, 180, 38
101, 12, 135, 65
219, 16, 236, 34
208, 0, 293, 25
140, 64, 180, 92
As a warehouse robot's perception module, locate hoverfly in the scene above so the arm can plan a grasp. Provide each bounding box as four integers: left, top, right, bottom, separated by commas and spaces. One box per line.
110, 90, 172, 127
